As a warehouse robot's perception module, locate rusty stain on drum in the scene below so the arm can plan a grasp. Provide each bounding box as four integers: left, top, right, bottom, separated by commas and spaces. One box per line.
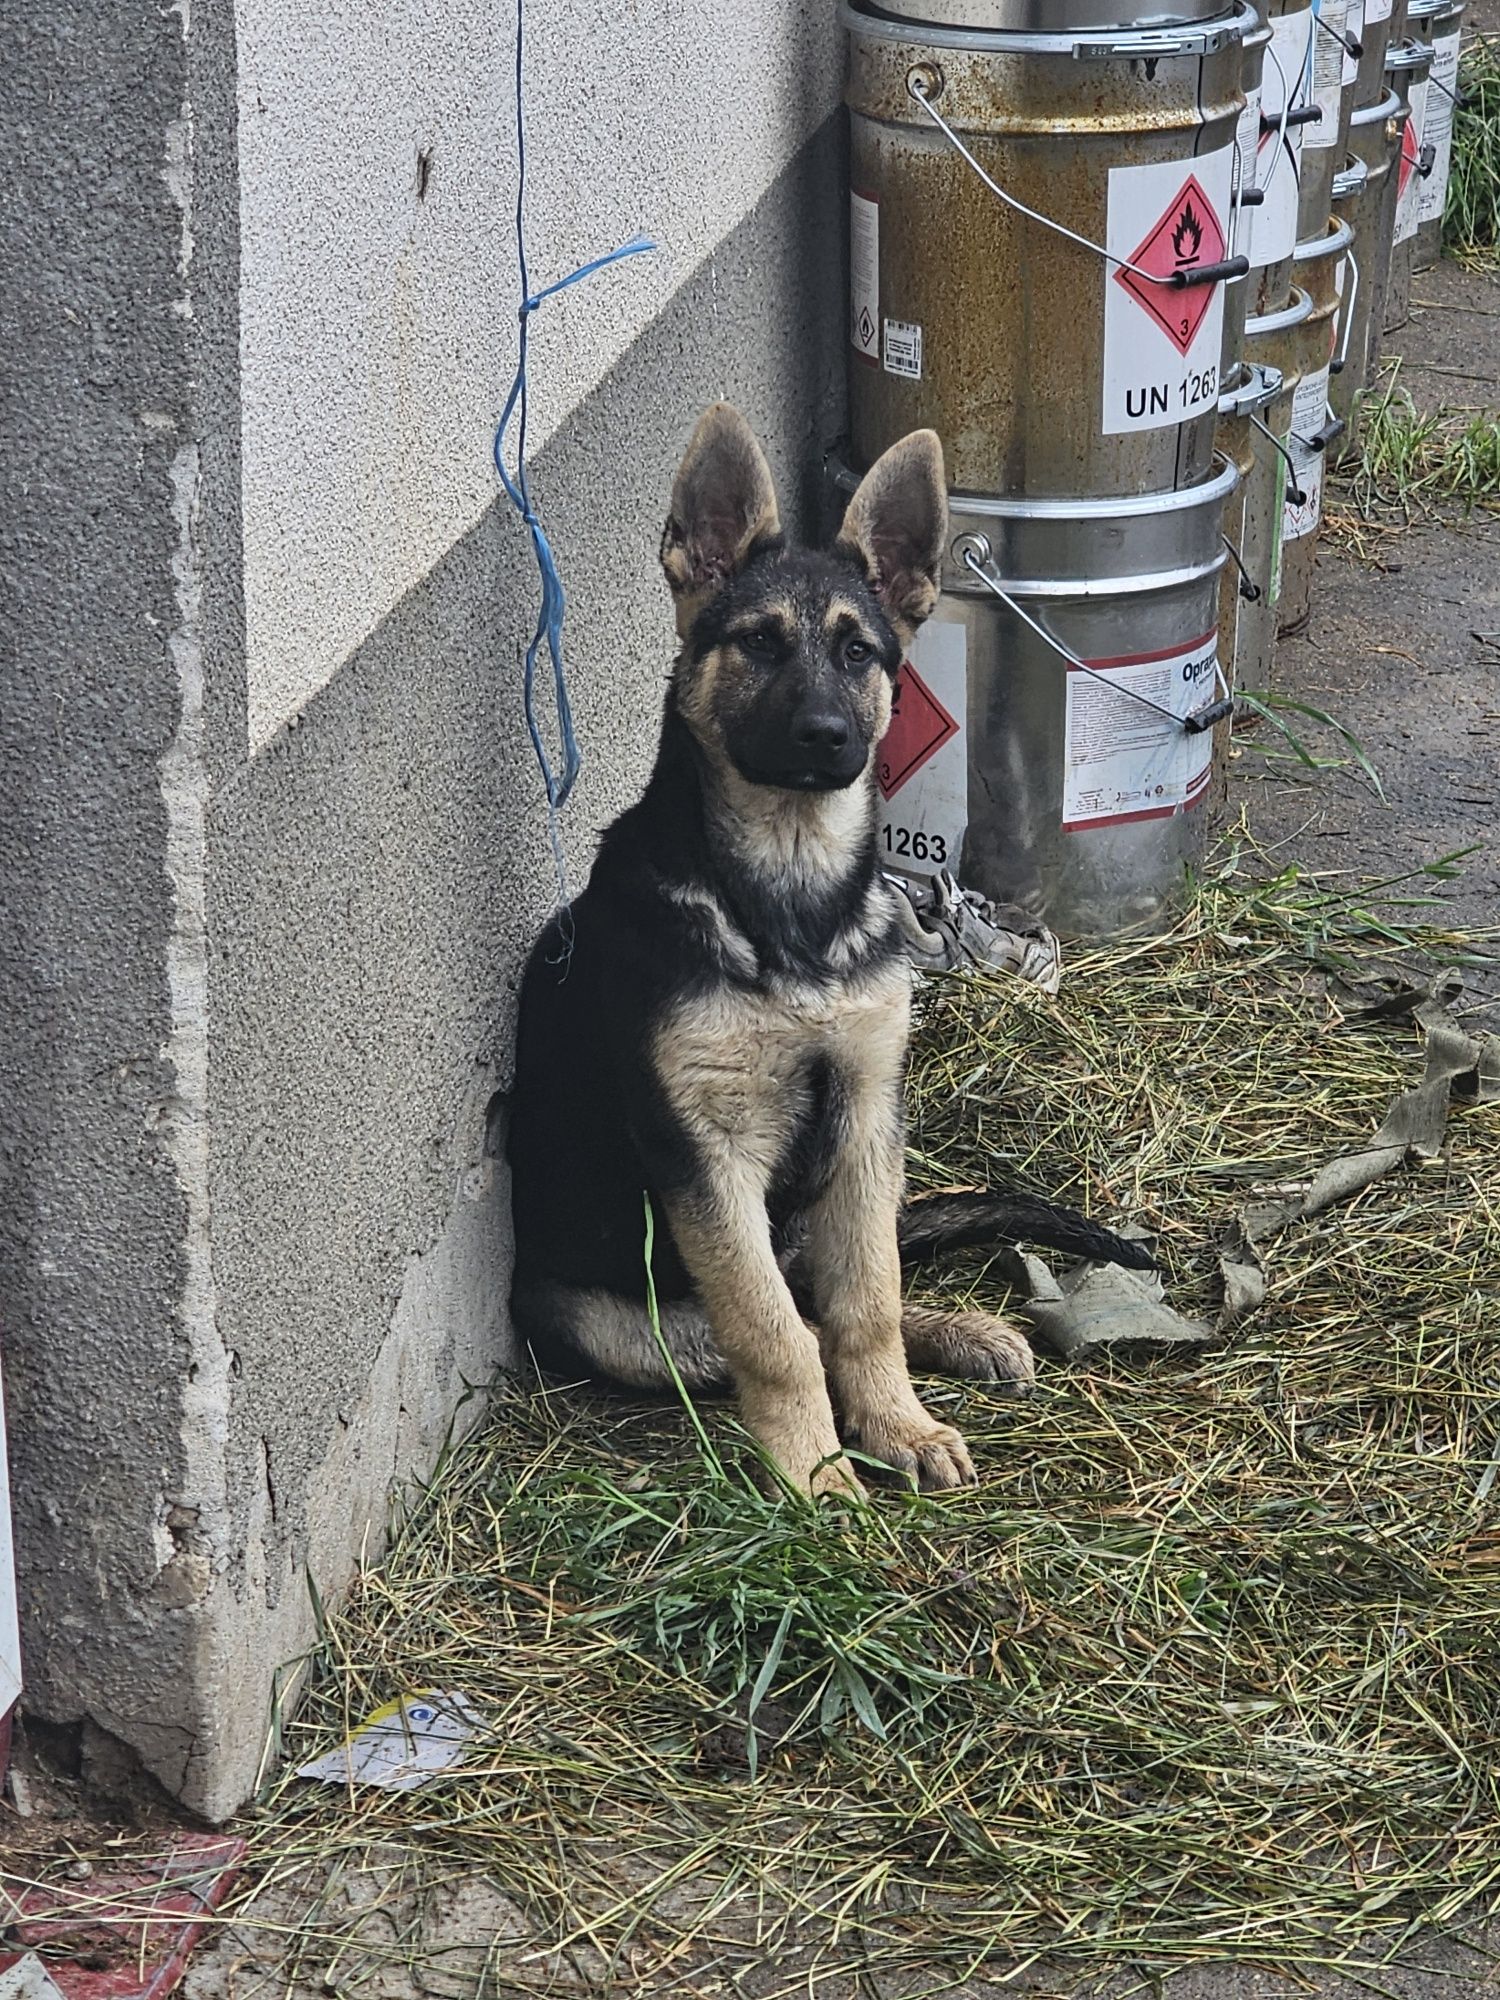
847, 18, 1246, 496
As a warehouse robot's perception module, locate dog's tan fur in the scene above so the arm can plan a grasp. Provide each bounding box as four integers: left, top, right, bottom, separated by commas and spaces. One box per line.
508, 405, 1052, 1497
652, 954, 981, 1494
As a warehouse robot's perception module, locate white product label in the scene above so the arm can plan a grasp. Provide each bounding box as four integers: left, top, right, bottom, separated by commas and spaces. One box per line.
1365, 0, 1392, 22
1101, 146, 1232, 435
1269, 446, 1289, 603
1419, 31, 1462, 225
1308, 0, 1348, 147
850, 191, 880, 361
1233, 79, 1262, 252
1343, 0, 1365, 84
1284, 361, 1332, 540
883, 317, 922, 380
1061, 632, 1218, 832
1394, 77, 1430, 243
877, 619, 966, 878
1249, 8, 1312, 270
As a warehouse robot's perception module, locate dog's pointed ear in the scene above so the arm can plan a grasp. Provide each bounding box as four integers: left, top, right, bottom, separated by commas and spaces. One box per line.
660, 404, 781, 637
837, 431, 948, 643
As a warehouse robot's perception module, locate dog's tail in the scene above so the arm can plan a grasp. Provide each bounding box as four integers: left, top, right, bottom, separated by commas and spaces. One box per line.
897, 1188, 1156, 1272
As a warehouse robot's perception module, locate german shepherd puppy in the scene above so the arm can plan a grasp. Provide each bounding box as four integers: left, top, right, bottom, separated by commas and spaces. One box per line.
507, 406, 1150, 1497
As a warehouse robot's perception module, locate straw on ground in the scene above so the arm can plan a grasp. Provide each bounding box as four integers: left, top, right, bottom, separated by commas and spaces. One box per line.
156, 864, 1500, 1995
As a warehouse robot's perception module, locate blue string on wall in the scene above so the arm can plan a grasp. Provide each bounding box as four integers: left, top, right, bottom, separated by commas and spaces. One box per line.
492, 0, 656, 907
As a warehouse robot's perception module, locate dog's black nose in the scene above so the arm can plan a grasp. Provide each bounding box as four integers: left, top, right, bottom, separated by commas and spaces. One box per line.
791, 711, 851, 755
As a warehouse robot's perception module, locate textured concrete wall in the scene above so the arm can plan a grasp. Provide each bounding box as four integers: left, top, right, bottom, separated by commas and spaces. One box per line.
236, 0, 842, 748
1, 0, 844, 1819
0, 0, 207, 1789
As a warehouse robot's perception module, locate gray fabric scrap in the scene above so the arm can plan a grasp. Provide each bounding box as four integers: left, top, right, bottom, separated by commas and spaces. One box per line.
1239, 993, 1499, 1239
1298, 999, 1500, 1219
1006, 990, 1494, 1364
1217, 1219, 1267, 1326
1012, 1251, 1214, 1361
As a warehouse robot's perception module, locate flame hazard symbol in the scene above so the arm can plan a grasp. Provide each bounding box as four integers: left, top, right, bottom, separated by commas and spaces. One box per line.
1114, 174, 1226, 356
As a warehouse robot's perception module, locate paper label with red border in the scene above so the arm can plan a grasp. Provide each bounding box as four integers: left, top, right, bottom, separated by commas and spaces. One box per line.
1062, 632, 1218, 831
850, 191, 880, 363
1308, 0, 1348, 147
1248, 7, 1312, 271
1284, 361, 1331, 541
878, 619, 966, 878
1102, 147, 1232, 434
1419, 31, 1462, 226
1394, 78, 1429, 243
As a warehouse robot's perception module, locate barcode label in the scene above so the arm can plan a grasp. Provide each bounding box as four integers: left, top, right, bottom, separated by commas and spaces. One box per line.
883, 318, 923, 380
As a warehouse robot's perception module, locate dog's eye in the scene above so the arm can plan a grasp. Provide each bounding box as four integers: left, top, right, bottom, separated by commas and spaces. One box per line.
738, 630, 782, 664
843, 638, 875, 669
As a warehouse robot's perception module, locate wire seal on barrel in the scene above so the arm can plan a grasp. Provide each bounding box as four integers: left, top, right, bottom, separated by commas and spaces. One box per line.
958, 545, 1231, 732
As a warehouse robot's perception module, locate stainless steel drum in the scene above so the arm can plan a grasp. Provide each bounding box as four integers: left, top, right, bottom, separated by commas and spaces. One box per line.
845, 3, 1252, 498
929, 467, 1239, 936
1414, 0, 1464, 268
1327, 155, 1368, 420
1384, 36, 1436, 331
1300, 0, 1357, 239
1212, 361, 1285, 811
1247, 0, 1317, 314
1353, 0, 1397, 104
1277, 216, 1353, 633
1340, 0, 1366, 145
861, 0, 1232, 30
1243, 286, 1315, 676
1222, 13, 1275, 384
1331, 87, 1405, 422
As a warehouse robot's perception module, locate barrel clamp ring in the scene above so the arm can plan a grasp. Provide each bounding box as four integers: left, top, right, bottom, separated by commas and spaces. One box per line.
954, 540, 1232, 734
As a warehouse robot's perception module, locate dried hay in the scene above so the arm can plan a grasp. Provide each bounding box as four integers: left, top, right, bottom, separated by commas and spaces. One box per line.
223, 860, 1500, 1996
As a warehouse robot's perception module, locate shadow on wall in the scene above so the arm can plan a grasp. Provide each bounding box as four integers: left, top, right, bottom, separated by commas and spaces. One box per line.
206, 109, 849, 1595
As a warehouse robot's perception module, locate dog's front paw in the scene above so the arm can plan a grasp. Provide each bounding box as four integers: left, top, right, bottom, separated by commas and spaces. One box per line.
847, 1405, 976, 1491
751, 1404, 867, 1502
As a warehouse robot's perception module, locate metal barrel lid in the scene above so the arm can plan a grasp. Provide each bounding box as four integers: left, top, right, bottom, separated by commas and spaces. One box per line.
851, 0, 1233, 38
1218, 360, 1285, 416
1245, 283, 1315, 336
1293, 213, 1356, 262
842, 0, 1250, 56
942, 457, 1240, 598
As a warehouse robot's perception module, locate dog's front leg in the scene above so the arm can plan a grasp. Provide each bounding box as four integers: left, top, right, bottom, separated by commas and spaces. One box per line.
664, 1163, 862, 1499
807, 1053, 975, 1492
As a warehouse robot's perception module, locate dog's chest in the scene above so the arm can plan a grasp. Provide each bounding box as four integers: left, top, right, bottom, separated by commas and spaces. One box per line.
655, 965, 911, 1145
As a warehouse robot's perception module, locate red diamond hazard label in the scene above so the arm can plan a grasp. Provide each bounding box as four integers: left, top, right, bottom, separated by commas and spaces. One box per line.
1398, 112, 1419, 198
878, 660, 959, 800
1113, 174, 1226, 356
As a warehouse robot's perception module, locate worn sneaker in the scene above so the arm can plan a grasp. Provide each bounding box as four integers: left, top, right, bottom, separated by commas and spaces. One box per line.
886, 871, 1063, 994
